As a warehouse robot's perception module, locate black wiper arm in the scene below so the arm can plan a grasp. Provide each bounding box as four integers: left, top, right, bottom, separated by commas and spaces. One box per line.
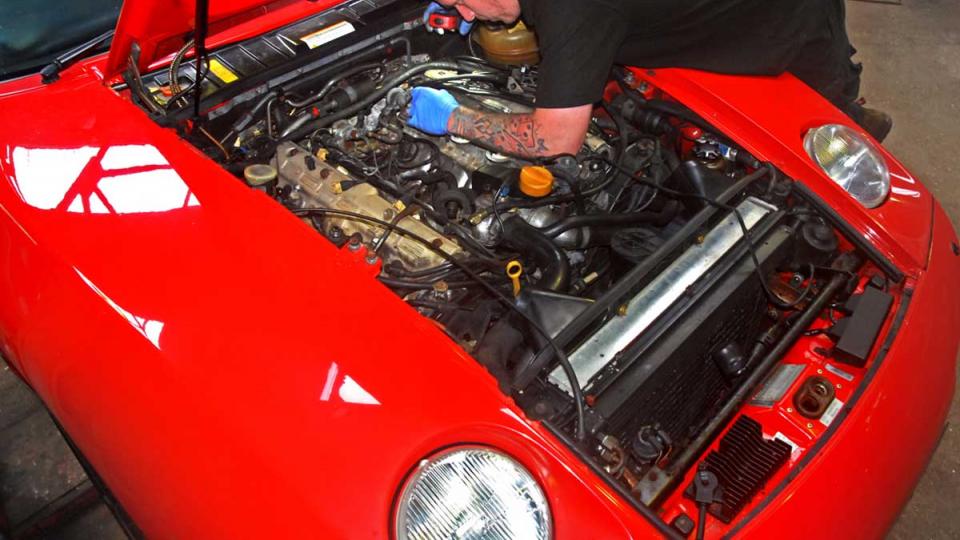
41, 29, 115, 84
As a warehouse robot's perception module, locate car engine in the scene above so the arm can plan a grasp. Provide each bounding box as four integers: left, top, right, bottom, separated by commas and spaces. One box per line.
128, 0, 894, 524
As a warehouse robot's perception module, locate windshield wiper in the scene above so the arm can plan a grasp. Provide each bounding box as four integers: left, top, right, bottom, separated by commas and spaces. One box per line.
41, 29, 115, 84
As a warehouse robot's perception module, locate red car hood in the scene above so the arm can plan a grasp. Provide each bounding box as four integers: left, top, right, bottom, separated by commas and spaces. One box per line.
0, 75, 649, 537
105, 0, 347, 78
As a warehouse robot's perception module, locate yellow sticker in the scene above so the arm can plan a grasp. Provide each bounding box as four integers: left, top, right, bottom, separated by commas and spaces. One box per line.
208, 58, 238, 84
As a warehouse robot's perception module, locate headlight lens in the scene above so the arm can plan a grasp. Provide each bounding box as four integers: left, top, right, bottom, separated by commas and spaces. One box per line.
804, 124, 890, 208
395, 446, 551, 540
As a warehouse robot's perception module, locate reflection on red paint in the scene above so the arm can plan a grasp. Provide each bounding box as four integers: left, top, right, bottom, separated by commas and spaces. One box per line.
9, 144, 199, 214
74, 268, 164, 350
319, 361, 380, 405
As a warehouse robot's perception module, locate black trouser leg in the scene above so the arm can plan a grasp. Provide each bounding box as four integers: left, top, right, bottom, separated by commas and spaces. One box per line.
785, 0, 864, 122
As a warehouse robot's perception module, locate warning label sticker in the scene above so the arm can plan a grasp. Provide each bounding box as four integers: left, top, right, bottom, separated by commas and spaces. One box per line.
820, 398, 844, 427
301, 21, 356, 49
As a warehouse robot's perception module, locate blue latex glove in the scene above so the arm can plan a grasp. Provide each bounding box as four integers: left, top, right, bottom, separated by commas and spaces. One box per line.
407, 87, 459, 136
423, 2, 474, 36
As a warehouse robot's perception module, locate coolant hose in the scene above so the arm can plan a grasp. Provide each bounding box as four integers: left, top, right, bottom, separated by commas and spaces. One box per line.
502, 216, 570, 292
540, 200, 680, 237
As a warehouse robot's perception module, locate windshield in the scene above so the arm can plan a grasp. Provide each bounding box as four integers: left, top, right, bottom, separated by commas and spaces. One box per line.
1, 0, 122, 80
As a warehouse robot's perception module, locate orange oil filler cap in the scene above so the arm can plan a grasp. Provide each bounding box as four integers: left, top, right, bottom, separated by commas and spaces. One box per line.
519, 166, 554, 197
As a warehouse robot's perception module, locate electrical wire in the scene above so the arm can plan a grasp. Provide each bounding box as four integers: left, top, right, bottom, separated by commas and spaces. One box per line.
291, 206, 589, 441
168, 39, 194, 105
491, 181, 509, 240
373, 204, 417, 255
127, 54, 162, 115
408, 299, 475, 311
164, 40, 211, 110
197, 126, 229, 159
387, 262, 455, 278
378, 277, 488, 290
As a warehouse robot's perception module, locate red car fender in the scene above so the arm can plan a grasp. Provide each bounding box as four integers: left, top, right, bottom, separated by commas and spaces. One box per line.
733, 201, 960, 539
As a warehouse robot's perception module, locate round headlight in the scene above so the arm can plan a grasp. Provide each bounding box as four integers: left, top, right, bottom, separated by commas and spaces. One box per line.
395, 446, 551, 540
804, 124, 890, 208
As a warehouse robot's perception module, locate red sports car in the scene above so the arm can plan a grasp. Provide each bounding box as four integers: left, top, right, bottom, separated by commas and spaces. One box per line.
1, 0, 957, 538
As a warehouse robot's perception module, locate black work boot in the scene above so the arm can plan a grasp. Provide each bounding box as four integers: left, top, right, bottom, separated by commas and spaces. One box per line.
859, 107, 893, 143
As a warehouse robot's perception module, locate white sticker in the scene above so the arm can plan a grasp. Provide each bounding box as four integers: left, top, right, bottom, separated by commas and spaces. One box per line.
820, 398, 844, 427
300, 21, 356, 49
825, 363, 855, 382
751, 364, 804, 407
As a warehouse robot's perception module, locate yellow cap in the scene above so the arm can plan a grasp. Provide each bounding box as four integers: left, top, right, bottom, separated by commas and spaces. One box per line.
519, 166, 554, 197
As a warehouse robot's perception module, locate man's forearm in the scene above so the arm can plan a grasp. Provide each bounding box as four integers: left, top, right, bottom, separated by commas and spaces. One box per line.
447, 107, 552, 157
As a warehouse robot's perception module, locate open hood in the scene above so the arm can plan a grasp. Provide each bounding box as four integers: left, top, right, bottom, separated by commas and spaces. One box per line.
104, 0, 345, 79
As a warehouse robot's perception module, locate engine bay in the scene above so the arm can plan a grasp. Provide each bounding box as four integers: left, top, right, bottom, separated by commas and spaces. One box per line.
123, 0, 904, 532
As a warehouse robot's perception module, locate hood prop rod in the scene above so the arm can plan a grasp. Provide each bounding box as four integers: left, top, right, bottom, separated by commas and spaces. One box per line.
193, 0, 209, 118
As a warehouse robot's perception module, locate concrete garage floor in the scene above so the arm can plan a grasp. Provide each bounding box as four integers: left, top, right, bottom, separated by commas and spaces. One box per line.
0, 1, 958, 538
848, 1, 960, 538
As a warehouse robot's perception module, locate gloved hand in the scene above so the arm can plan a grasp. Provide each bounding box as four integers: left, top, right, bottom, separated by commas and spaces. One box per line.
407, 87, 459, 136
423, 2, 474, 36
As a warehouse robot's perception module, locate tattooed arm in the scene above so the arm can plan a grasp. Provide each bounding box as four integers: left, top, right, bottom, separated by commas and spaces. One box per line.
446, 105, 593, 158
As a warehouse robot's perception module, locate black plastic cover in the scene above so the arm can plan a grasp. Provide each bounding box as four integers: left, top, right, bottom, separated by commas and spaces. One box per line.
829, 285, 894, 366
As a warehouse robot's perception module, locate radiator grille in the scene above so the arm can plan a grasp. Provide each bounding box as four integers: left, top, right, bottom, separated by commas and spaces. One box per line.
607, 285, 768, 448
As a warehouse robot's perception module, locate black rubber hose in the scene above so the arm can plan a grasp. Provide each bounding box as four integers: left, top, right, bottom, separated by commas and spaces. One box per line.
540, 200, 680, 238
417, 170, 457, 187
696, 503, 707, 540
501, 216, 570, 292
285, 61, 384, 109
222, 91, 278, 147
378, 277, 490, 290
